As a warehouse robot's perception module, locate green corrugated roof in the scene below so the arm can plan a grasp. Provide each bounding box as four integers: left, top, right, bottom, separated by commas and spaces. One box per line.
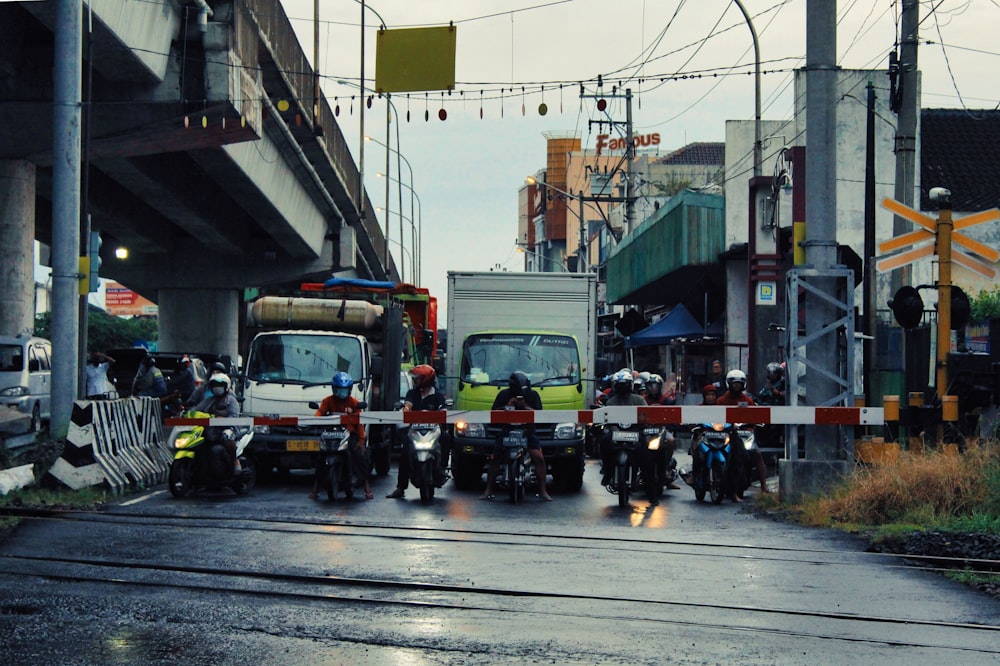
606, 190, 726, 304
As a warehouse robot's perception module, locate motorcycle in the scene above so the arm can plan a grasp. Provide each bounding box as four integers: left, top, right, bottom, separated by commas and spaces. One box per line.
168, 411, 256, 497
646, 425, 679, 500
404, 423, 449, 503
604, 423, 660, 507
685, 423, 752, 503
492, 424, 535, 504
317, 424, 359, 501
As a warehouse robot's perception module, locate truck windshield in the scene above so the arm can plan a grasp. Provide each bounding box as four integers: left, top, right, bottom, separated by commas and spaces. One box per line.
247, 334, 363, 385
461, 333, 580, 387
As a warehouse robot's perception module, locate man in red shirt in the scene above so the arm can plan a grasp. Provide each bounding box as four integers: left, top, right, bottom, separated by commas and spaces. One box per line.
715, 369, 769, 493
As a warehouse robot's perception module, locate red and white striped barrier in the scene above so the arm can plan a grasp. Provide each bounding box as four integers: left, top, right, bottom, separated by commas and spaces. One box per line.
166, 405, 883, 429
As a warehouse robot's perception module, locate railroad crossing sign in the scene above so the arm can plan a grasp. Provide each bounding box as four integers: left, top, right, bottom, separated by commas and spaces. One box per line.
876, 198, 1000, 278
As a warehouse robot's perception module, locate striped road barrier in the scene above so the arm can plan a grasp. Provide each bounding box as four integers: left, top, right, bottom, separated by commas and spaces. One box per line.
166, 405, 883, 429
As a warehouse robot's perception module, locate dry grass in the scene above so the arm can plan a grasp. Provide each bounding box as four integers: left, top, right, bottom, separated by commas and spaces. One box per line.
796, 442, 1000, 530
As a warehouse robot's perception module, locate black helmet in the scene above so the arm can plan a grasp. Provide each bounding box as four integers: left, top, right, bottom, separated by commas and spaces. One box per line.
141, 354, 155, 368
508, 371, 530, 397
211, 361, 227, 374
766, 362, 784, 383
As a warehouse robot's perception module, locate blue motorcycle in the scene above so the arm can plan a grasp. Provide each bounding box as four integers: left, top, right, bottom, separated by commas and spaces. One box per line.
688, 423, 750, 503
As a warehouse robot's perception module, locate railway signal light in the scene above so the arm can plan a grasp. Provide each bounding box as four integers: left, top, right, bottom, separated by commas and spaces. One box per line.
888, 285, 923, 329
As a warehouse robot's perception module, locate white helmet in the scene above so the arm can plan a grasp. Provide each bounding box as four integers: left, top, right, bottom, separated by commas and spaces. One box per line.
209, 373, 231, 394
725, 369, 747, 392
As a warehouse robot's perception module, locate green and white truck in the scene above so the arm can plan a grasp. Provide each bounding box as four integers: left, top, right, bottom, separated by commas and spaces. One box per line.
445, 271, 597, 492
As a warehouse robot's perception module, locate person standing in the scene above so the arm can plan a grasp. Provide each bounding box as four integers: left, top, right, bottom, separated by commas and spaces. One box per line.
85, 351, 116, 399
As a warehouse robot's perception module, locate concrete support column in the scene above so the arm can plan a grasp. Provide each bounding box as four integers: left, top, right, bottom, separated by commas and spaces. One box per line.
157, 289, 241, 362
0, 161, 36, 337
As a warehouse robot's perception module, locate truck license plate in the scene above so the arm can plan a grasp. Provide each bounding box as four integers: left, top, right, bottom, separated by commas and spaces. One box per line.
287, 439, 320, 452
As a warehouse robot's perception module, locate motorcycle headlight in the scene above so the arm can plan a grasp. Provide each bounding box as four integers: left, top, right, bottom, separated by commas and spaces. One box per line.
647, 436, 661, 451
711, 422, 726, 432
554, 423, 582, 439
456, 421, 485, 438
409, 425, 441, 450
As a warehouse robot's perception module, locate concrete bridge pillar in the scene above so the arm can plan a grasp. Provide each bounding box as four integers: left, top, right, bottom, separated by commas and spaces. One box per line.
157, 289, 241, 364
0, 160, 36, 337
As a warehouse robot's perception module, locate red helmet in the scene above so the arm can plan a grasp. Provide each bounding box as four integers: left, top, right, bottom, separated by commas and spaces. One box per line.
409, 364, 436, 389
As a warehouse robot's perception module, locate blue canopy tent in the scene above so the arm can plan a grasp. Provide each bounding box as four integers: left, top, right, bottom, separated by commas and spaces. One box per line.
624, 304, 705, 348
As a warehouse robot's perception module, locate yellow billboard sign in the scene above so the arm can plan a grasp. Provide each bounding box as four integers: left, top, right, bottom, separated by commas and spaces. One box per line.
376, 26, 456, 94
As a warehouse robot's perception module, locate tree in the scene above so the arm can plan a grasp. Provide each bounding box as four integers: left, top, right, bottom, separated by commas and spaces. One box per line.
969, 285, 1000, 323
34, 309, 158, 351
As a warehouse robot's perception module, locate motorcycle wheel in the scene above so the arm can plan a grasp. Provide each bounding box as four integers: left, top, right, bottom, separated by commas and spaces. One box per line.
326, 465, 339, 501
508, 459, 520, 504
418, 461, 434, 504
617, 464, 629, 508
710, 460, 726, 504
372, 445, 391, 478
168, 459, 195, 498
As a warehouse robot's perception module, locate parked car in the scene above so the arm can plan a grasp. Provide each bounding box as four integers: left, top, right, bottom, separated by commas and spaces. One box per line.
0, 335, 52, 432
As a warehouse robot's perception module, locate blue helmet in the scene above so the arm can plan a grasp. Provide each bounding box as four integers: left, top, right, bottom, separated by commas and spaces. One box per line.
331, 371, 354, 399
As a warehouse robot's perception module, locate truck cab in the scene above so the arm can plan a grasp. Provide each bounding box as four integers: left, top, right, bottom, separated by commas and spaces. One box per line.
241, 329, 373, 479
450, 330, 586, 491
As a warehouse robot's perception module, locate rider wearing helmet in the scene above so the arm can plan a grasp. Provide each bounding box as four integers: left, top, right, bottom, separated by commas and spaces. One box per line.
714, 368, 770, 495
644, 373, 676, 406
311, 372, 373, 500
717, 369, 752, 405
480, 371, 552, 502
633, 371, 651, 398
132, 353, 168, 398
192, 373, 242, 472
599, 369, 648, 486
184, 361, 229, 408
386, 365, 449, 499
756, 362, 786, 406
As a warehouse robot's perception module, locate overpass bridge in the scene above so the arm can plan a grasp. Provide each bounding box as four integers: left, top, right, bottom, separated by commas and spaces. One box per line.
0, 0, 396, 358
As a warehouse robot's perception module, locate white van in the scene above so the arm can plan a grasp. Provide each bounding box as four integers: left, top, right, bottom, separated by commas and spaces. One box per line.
0, 335, 53, 432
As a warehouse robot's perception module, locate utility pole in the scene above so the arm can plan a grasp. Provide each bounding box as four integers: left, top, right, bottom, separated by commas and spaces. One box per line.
891, 0, 919, 296
580, 86, 637, 239
51, 0, 83, 437
624, 89, 635, 234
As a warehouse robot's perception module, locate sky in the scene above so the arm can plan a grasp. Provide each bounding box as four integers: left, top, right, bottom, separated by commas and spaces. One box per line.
275, 0, 998, 321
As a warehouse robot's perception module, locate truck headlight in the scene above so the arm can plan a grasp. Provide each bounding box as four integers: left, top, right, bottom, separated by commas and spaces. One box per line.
253, 424, 270, 435
554, 423, 582, 439
456, 421, 485, 438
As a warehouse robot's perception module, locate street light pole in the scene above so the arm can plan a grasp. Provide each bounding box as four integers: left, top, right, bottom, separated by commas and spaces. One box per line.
377, 171, 421, 284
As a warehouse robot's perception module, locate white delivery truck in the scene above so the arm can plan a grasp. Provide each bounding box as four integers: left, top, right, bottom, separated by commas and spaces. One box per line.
240, 289, 404, 480
446, 271, 598, 491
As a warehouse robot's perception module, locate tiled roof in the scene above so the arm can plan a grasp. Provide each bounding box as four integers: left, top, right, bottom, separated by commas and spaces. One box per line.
655, 142, 725, 166
921, 109, 1000, 211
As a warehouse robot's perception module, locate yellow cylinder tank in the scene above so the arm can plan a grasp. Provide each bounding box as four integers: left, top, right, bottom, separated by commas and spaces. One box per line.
248, 297, 383, 332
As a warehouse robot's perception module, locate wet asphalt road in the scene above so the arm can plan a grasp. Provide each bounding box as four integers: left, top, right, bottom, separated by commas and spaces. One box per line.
1, 454, 999, 665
